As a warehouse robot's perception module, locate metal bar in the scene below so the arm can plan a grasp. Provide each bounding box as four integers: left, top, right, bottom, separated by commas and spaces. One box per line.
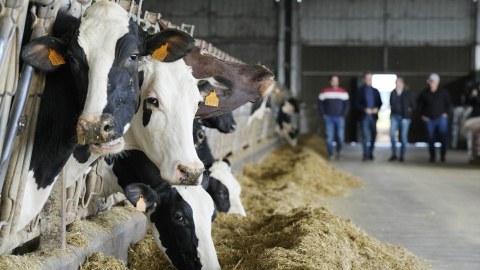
0, 64, 34, 198
277, 0, 286, 85
302, 71, 471, 76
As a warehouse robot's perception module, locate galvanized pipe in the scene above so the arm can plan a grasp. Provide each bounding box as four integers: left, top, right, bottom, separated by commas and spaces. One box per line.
0, 64, 34, 197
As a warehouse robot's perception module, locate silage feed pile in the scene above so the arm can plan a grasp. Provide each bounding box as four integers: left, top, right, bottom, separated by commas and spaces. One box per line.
80, 252, 127, 270
128, 135, 430, 270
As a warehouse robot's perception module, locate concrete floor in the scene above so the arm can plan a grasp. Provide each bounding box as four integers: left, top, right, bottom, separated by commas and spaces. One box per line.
326, 145, 480, 270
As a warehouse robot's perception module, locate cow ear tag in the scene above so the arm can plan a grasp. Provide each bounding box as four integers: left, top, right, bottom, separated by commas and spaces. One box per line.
205, 90, 219, 107
152, 42, 168, 61
48, 49, 65, 66
136, 195, 146, 212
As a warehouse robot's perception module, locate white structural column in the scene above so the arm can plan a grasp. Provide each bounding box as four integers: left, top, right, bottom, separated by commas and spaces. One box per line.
277, 0, 286, 86
290, 0, 300, 98
475, 1, 480, 76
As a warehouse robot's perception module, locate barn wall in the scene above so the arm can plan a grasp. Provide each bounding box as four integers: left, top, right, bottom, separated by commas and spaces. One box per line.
141, 0, 278, 69
299, 0, 476, 142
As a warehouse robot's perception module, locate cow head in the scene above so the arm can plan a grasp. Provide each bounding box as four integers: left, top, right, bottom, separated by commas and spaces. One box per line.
184, 47, 275, 118
198, 112, 236, 133
21, 1, 195, 155
123, 59, 204, 185
125, 183, 220, 270
207, 160, 246, 216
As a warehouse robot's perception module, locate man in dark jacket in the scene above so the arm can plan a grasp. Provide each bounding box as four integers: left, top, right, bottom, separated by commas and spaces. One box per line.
355, 72, 382, 161
389, 77, 415, 162
468, 84, 480, 118
418, 73, 451, 162
318, 75, 350, 159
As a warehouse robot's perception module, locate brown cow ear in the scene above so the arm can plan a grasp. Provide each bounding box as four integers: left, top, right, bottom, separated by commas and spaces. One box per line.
145, 29, 195, 62
21, 36, 68, 72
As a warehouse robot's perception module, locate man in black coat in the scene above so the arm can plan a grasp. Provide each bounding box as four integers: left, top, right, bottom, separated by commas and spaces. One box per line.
389, 77, 415, 162
355, 72, 383, 161
418, 73, 451, 162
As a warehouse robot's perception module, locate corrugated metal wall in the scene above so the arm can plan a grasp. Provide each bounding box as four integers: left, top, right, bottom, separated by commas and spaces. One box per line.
301, 0, 474, 46
142, 0, 278, 68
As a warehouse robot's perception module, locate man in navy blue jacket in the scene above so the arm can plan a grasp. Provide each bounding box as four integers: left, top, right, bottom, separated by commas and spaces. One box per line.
318, 75, 350, 159
355, 72, 382, 161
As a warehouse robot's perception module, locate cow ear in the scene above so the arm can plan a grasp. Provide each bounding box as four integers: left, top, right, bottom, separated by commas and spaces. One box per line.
124, 183, 158, 210
21, 36, 68, 72
197, 77, 233, 100
222, 158, 231, 167
145, 29, 195, 62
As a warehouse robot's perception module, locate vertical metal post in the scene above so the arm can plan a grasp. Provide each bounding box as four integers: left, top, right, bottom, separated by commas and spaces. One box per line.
474, 0, 480, 81
0, 65, 34, 195
277, 0, 286, 86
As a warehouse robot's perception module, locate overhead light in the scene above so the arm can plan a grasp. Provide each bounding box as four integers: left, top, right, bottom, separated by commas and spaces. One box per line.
297, 0, 302, 2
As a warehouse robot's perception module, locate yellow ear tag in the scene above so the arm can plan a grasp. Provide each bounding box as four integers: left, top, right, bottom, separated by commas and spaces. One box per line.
205, 90, 219, 107
274, 88, 281, 94
136, 195, 146, 212
48, 49, 65, 66
152, 42, 168, 61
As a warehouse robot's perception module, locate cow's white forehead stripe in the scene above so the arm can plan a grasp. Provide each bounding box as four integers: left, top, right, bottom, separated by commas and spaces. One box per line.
78, 1, 130, 115
174, 186, 219, 269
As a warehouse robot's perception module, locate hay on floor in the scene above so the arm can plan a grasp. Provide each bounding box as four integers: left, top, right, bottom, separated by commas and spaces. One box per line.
128, 134, 429, 269
80, 252, 127, 270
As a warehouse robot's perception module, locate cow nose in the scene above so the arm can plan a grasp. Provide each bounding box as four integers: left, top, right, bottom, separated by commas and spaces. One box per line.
77, 114, 117, 144
176, 162, 205, 185
229, 123, 236, 131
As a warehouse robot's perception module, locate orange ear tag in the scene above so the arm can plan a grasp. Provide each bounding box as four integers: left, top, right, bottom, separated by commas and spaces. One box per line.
48, 49, 65, 66
151, 42, 168, 61
136, 195, 146, 212
205, 90, 219, 107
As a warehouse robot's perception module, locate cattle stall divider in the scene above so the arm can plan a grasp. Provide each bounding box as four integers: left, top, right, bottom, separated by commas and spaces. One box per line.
0, 0, 282, 259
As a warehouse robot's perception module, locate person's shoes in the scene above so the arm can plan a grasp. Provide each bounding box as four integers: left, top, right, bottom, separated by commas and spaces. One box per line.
399, 157, 404, 162
429, 157, 435, 162
388, 156, 397, 162
335, 152, 341, 160
368, 154, 374, 160
328, 155, 334, 161
441, 156, 445, 162
362, 156, 368, 161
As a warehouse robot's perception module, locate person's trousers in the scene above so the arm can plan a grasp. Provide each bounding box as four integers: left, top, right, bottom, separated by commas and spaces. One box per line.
424, 116, 448, 159
324, 115, 345, 155
361, 114, 377, 158
390, 114, 411, 157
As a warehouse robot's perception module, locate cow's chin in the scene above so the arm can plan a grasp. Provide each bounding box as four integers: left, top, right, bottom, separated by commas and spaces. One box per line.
89, 137, 125, 155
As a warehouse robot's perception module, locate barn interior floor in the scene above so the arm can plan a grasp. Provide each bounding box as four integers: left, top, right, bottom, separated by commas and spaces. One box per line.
326, 145, 480, 270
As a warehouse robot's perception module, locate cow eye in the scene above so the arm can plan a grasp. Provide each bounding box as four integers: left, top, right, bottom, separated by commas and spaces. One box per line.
197, 130, 205, 141
174, 213, 184, 221
130, 54, 138, 61
146, 97, 159, 108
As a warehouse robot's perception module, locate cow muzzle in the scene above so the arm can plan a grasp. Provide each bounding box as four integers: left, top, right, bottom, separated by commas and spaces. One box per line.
77, 113, 124, 153
175, 162, 205, 185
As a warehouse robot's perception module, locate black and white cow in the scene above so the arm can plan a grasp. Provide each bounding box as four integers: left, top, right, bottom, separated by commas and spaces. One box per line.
22, 1, 194, 153
247, 98, 271, 126
124, 182, 219, 270
97, 150, 220, 270
276, 97, 300, 147
193, 119, 246, 216
17, 3, 196, 232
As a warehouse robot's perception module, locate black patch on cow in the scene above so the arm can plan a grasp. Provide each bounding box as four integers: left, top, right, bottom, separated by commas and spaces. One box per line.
201, 112, 236, 133
143, 99, 152, 127
73, 144, 91, 164
30, 64, 80, 189
206, 177, 230, 213
193, 119, 215, 167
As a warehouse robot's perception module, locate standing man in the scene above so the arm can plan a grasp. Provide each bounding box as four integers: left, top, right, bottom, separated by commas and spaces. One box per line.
355, 72, 382, 161
389, 77, 415, 162
418, 73, 451, 162
318, 75, 350, 160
